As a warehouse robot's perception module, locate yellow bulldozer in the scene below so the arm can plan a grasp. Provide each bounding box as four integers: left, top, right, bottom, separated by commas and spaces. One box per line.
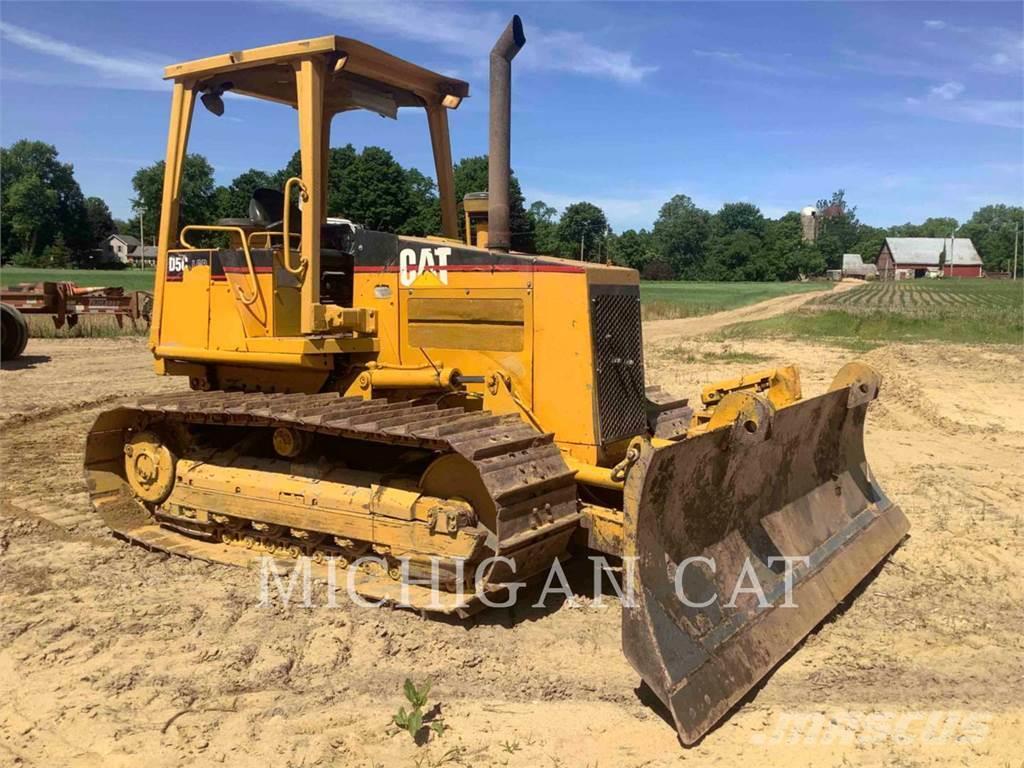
84, 17, 908, 745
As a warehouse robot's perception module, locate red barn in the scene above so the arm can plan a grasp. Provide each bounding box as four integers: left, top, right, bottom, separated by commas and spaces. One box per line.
876, 237, 984, 280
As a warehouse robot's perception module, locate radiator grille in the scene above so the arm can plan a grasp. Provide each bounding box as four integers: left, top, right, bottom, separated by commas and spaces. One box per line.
591, 286, 647, 444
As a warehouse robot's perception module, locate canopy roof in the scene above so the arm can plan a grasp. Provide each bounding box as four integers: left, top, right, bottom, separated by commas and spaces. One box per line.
163, 36, 469, 118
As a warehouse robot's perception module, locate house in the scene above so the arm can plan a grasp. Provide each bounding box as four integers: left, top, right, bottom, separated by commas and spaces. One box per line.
100, 234, 157, 267
101, 233, 139, 265
135, 245, 158, 268
841, 253, 878, 280
876, 237, 984, 280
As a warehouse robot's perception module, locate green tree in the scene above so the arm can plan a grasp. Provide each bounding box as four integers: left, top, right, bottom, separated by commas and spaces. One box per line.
762, 212, 825, 279
849, 224, 887, 264
712, 202, 766, 238
960, 204, 1024, 273
652, 194, 711, 279
452, 155, 533, 251
7, 175, 59, 263
1, 140, 88, 261
608, 228, 654, 271
557, 202, 609, 261
888, 217, 958, 238
84, 196, 116, 245
527, 200, 560, 255
337, 146, 418, 231
41, 233, 72, 268
276, 145, 439, 235
130, 154, 217, 242
703, 202, 769, 279
399, 167, 441, 236
218, 168, 276, 219
815, 189, 860, 269
704, 230, 765, 280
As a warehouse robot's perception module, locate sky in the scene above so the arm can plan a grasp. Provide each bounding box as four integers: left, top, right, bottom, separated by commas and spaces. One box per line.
1, 1, 1021, 232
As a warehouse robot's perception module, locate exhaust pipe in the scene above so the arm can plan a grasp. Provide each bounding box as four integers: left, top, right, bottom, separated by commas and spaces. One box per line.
488, 15, 525, 253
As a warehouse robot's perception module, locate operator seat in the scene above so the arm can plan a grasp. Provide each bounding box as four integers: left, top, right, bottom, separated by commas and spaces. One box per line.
215, 188, 355, 307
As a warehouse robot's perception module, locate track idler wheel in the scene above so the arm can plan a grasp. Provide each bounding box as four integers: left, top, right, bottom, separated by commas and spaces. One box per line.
123, 430, 177, 504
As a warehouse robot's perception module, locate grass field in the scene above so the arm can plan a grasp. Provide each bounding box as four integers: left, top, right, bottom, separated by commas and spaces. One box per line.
1, 267, 154, 338
724, 279, 1023, 346
640, 281, 828, 320
0, 266, 156, 291
2, 269, 825, 321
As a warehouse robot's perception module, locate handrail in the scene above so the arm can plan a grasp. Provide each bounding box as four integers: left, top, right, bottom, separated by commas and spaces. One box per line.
281, 176, 309, 279
246, 230, 301, 250
179, 225, 260, 306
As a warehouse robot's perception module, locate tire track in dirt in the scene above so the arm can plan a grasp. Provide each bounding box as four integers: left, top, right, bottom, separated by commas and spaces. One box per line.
644, 280, 861, 343
3, 324, 1023, 767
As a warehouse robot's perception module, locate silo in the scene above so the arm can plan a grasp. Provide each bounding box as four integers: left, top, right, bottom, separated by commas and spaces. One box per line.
800, 206, 818, 243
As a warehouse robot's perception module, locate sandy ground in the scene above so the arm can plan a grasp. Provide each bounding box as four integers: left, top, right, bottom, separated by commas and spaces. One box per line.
1, 316, 1022, 767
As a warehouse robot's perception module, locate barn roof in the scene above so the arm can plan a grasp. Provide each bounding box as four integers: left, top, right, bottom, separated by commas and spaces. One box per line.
883, 237, 982, 266
842, 253, 878, 276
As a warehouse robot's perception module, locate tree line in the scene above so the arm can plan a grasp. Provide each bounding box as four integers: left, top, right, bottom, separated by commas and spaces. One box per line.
3, 138, 1021, 278
1, 140, 119, 267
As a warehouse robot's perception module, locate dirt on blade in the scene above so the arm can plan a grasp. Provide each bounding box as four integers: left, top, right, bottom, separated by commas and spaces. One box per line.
1, 331, 1022, 767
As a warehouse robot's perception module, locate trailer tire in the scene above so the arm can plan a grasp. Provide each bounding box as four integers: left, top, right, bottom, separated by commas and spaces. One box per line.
1, 303, 29, 361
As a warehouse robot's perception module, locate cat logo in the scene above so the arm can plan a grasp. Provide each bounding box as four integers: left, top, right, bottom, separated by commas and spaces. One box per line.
400, 246, 450, 287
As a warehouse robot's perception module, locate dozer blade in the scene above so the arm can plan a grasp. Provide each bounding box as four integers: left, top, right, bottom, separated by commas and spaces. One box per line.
621, 363, 908, 745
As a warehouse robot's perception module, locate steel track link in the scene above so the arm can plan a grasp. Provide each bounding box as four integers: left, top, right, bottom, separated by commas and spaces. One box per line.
86, 389, 582, 613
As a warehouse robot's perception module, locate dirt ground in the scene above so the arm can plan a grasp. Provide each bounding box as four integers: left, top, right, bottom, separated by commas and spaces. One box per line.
2, 319, 1022, 767
643, 278, 860, 341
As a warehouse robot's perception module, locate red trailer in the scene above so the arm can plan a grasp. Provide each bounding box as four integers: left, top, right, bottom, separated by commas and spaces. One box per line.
1, 281, 152, 361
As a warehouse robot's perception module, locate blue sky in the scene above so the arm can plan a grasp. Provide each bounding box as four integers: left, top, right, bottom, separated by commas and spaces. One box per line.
2, 1, 1021, 231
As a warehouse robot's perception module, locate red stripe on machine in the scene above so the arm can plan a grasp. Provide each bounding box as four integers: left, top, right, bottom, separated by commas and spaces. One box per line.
353, 263, 585, 274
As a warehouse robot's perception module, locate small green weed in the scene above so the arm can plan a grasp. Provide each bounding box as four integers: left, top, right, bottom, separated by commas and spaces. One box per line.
393, 678, 445, 745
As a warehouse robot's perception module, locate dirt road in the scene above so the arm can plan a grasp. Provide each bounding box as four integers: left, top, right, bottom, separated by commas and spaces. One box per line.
644, 279, 859, 342
1, 328, 1021, 767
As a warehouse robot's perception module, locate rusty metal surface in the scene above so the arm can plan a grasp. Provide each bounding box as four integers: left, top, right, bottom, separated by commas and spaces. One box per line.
486, 15, 525, 252
1, 281, 152, 328
645, 384, 692, 440
621, 383, 909, 745
84, 389, 579, 611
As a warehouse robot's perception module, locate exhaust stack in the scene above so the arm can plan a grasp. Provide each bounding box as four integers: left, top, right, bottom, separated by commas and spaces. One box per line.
488, 15, 525, 253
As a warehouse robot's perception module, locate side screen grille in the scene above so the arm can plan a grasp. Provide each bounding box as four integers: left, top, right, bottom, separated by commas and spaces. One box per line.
591, 285, 647, 444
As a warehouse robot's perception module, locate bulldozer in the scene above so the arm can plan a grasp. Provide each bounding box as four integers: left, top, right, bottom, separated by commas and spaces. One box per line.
84, 17, 908, 745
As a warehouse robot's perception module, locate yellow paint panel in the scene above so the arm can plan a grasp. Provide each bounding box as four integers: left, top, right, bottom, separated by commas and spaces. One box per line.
398, 277, 533, 409
532, 271, 599, 460
408, 298, 524, 323
408, 297, 525, 351
409, 322, 523, 352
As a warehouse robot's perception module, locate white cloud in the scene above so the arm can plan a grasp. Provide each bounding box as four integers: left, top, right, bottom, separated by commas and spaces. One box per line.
692, 49, 787, 76
281, 0, 656, 84
903, 95, 1022, 129
523, 184, 721, 232
530, 30, 656, 83
898, 79, 1022, 128
924, 20, 947, 30
0, 21, 166, 91
971, 29, 1024, 74
929, 81, 964, 100
839, 48, 942, 80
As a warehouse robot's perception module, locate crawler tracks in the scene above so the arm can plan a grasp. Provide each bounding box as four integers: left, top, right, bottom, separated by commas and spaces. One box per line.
84, 390, 581, 613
